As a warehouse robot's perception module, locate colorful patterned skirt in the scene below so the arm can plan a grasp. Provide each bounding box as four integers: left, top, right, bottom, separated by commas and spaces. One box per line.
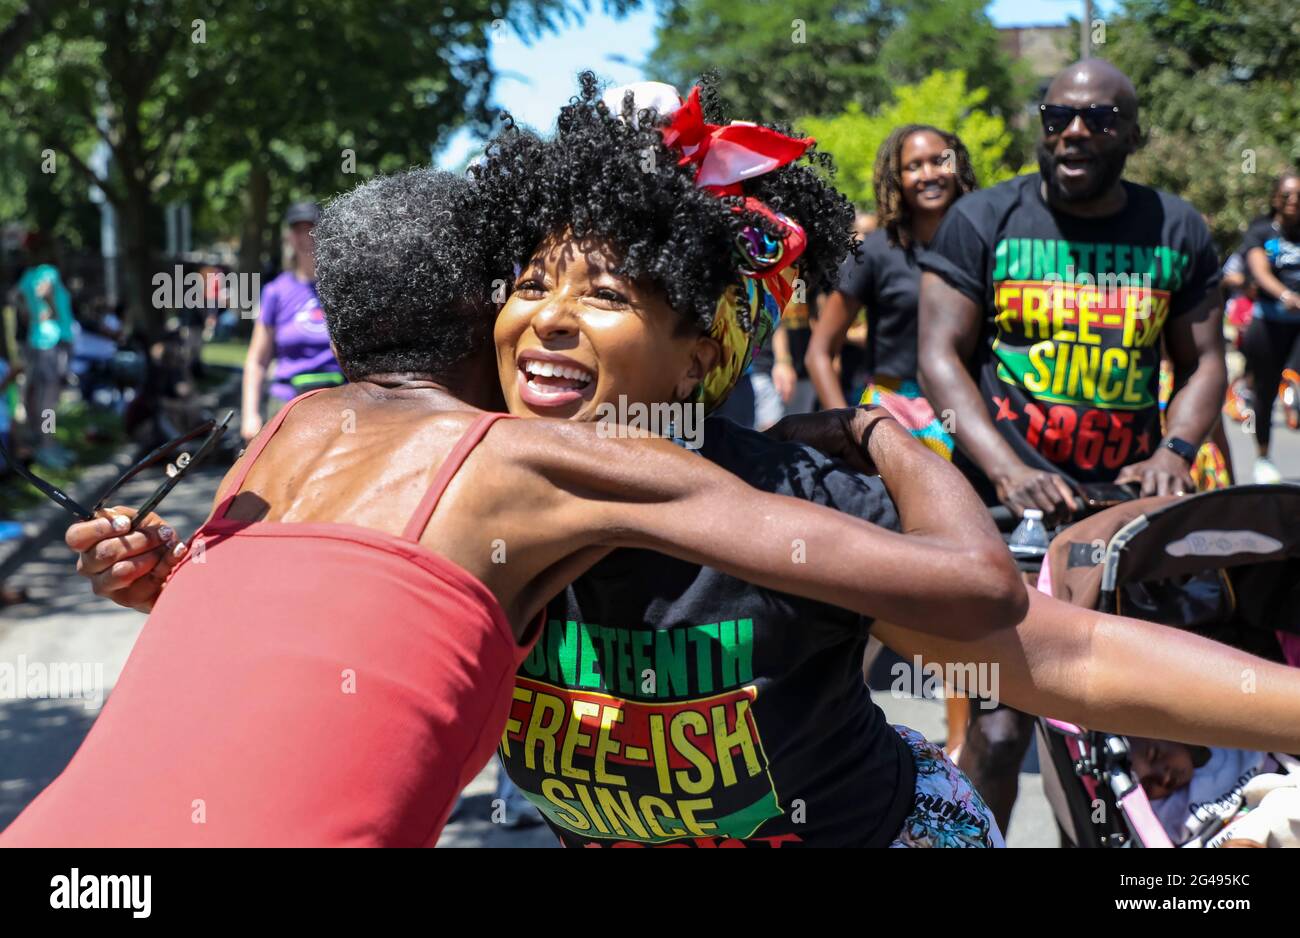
857, 375, 955, 462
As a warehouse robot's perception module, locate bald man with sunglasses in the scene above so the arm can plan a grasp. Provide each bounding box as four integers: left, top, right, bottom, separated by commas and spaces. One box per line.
917, 59, 1228, 834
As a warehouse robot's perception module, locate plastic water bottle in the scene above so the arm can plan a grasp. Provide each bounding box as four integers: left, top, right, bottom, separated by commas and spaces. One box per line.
1008, 509, 1049, 559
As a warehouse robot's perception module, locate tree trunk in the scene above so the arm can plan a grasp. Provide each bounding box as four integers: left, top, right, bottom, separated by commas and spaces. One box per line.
239, 163, 271, 276
119, 178, 160, 341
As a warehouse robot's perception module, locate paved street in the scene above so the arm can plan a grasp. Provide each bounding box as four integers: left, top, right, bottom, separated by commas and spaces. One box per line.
2, 409, 1297, 846
0, 463, 227, 829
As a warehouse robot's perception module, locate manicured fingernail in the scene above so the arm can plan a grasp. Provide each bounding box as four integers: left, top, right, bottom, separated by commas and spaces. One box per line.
173, 541, 188, 558
159, 526, 175, 543
111, 515, 130, 532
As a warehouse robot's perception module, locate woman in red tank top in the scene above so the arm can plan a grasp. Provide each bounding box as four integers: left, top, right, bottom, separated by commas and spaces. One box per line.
6, 398, 532, 846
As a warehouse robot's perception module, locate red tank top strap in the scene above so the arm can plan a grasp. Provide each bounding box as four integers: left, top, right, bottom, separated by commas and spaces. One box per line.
401, 412, 513, 542
214, 388, 332, 521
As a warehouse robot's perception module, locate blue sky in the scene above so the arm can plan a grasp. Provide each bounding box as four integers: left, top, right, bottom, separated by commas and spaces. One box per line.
437, 0, 1116, 168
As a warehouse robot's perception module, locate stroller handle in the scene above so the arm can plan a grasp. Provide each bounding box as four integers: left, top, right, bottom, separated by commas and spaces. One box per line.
988, 505, 1017, 530
988, 485, 1137, 533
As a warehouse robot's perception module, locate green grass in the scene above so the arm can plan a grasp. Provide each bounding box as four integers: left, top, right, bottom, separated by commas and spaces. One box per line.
0, 402, 126, 519
201, 340, 250, 369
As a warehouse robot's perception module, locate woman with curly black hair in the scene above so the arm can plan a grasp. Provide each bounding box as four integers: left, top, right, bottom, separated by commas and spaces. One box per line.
806, 124, 977, 459
471, 76, 855, 396
471, 74, 1300, 849
468, 76, 1005, 846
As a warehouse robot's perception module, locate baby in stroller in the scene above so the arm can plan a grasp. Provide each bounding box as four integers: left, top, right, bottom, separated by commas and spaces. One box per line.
1129, 737, 1300, 847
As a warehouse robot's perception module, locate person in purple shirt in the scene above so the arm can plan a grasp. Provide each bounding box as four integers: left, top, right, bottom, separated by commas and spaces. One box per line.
240, 202, 343, 442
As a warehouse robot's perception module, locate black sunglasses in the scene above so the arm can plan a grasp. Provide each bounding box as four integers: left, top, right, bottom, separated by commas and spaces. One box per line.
0, 411, 233, 531
1039, 103, 1123, 136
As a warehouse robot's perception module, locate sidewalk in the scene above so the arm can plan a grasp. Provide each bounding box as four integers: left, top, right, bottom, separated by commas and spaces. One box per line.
0, 463, 227, 829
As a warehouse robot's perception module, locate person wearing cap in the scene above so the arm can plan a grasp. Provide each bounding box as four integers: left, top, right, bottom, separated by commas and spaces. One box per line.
240, 201, 343, 442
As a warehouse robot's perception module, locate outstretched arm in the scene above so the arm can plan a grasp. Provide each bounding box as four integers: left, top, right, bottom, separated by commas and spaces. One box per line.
519, 412, 1026, 639
873, 587, 1300, 754
73, 409, 1024, 638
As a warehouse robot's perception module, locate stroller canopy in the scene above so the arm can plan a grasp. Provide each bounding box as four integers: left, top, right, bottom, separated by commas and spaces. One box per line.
1047, 484, 1300, 652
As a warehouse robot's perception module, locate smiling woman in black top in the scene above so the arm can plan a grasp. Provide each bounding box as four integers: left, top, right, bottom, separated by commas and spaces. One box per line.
472, 78, 996, 846
806, 125, 977, 461
467, 75, 1300, 847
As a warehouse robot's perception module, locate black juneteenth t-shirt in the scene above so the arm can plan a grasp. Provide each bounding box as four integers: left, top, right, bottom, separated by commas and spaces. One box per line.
919, 173, 1221, 487
836, 228, 923, 383
498, 417, 916, 848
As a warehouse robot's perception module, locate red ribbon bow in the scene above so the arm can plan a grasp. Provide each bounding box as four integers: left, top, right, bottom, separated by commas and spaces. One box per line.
661, 87, 815, 197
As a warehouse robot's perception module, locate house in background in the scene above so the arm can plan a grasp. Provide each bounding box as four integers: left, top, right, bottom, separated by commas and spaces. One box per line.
999, 23, 1076, 99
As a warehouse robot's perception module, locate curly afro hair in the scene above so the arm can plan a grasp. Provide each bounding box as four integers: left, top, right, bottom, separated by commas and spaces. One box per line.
316, 168, 504, 380
468, 70, 856, 335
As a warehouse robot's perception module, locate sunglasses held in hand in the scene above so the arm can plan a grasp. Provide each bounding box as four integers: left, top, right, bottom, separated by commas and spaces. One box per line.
0, 411, 234, 531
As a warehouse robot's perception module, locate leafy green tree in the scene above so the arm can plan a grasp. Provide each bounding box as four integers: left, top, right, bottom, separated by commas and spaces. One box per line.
1118, 0, 1300, 83
877, 0, 1029, 121
1106, 0, 1299, 246
650, 0, 1026, 128
651, 0, 895, 126
798, 71, 1027, 209
0, 0, 67, 77
0, 0, 624, 338
0, 0, 86, 258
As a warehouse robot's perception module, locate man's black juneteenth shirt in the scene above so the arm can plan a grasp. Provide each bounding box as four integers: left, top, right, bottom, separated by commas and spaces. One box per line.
919, 173, 1221, 488
498, 417, 916, 847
